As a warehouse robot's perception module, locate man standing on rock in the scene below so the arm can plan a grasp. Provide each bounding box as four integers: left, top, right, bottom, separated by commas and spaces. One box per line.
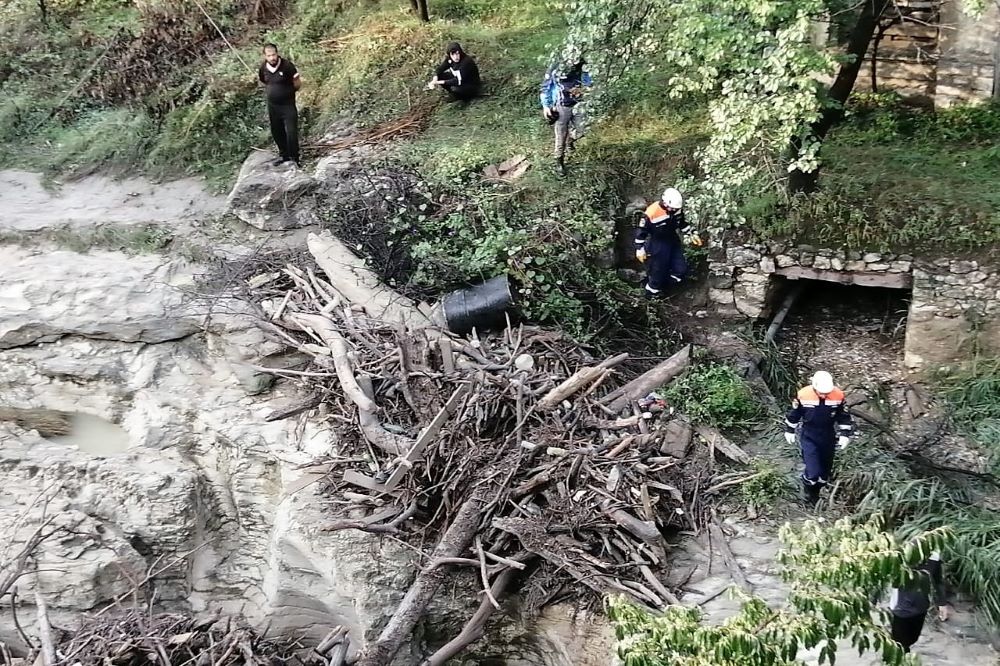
784, 371, 853, 506
258, 43, 301, 167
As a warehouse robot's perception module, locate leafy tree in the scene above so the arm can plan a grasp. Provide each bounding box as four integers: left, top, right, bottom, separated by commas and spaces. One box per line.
607, 516, 951, 665
554, 0, 984, 227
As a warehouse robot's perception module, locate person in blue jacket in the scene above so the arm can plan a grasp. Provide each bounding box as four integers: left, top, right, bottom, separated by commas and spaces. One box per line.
539, 59, 592, 176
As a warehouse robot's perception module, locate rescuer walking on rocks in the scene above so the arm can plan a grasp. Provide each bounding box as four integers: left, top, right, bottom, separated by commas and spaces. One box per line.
784, 371, 853, 506
634, 187, 700, 298
258, 43, 302, 167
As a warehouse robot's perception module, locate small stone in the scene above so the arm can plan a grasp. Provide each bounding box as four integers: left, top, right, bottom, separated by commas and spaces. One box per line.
862, 253, 882, 263
888, 261, 912, 273
797, 244, 817, 252
830, 257, 844, 271
800, 253, 815, 267
898, 254, 913, 261
847, 251, 863, 261
695, 310, 708, 318
867, 263, 890, 271
813, 256, 832, 270
759, 257, 776, 273
738, 272, 769, 284
950, 260, 977, 274
934, 258, 952, 268
776, 255, 796, 268
845, 260, 867, 272
514, 354, 535, 371
709, 266, 735, 289
725, 246, 762, 268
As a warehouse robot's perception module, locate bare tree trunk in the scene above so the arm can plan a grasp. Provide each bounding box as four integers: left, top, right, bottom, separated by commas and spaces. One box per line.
409, 0, 418, 11
416, 0, 430, 22
355, 488, 488, 666
38, 0, 48, 26
788, 0, 893, 193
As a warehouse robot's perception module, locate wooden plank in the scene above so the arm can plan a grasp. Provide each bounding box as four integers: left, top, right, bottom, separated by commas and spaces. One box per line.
709, 519, 752, 593
343, 469, 388, 493
774, 266, 912, 289
379, 383, 472, 491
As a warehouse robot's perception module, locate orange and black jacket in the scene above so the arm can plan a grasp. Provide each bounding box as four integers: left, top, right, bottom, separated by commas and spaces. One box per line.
784, 386, 853, 443
635, 202, 687, 254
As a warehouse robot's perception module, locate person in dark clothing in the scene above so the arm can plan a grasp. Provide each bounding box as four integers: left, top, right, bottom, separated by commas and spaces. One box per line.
784, 371, 853, 506
427, 42, 480, 104
888, 551, 951, 653
634, 187, 700, 298
258, 43, 301, 166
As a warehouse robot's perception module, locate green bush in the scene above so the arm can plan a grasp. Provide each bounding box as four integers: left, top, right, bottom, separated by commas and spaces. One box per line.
662, 363, 764, 430
739, 459, 793, 507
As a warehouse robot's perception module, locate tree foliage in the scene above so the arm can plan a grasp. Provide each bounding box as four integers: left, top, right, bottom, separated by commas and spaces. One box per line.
607, 516, 951, 665
554, 0, 980, 230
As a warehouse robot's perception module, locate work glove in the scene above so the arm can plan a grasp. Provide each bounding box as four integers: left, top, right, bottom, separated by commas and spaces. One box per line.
784, 432, 796, 445
635, 248, 647, 263
837, 436, 850, 450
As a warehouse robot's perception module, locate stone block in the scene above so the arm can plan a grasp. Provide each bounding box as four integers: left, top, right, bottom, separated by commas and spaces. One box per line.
863, 253, 882, 263
813, 256, 832, 270
847, 251, 862, 261
726, 246, 762, 268
845, 260, 868, 272
867, 263, 890, 271
708, 288, 735, 305
759, 256, 776, 273
888, 261, 912, 273
659, 419, 693, 459
831, 257, 844, 271
776, 255, 796, 268
709, 266, 735, 289
951, 260, 978, 274
966, 271, 988, 283
738, 272, 769, 284
733, 281, 768, 319
800, 253, 815, 267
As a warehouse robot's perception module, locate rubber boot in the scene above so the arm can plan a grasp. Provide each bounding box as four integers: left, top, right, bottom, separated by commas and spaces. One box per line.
802, 481, 821, 508
555, 156, 566, 177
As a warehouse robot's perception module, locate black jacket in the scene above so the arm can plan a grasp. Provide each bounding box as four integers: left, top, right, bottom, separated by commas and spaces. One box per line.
435, 45, 480, 88
890, 555, 947, 618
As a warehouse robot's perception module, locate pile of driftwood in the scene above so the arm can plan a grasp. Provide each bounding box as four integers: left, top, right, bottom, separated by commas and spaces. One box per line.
0, 609, 307, 666
248, 232, 752, 666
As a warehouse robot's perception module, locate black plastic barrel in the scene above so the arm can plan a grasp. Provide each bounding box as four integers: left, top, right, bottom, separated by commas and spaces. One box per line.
442, 275, 515, 334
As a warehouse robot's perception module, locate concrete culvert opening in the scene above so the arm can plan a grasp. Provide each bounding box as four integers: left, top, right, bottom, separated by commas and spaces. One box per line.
766, 275, 912, 385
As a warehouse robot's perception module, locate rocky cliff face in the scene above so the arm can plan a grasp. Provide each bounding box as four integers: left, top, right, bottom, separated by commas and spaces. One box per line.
0, 166, 612, 665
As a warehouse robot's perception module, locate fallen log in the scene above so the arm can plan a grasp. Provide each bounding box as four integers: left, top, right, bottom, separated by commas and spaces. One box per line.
291, 313, 376, 413
537, 353, 629, 411
709, 518, 752, 593
421, 554, 534, 666
693, 424, 751, 465
307, 232, 434, 330
356, 489, 489, 666
601, 345, 691, 413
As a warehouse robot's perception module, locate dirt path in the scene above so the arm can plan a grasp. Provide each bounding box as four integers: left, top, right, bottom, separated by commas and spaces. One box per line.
0, 169, 226, 232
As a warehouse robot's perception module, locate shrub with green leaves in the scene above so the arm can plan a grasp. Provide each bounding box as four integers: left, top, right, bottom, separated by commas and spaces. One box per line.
662, 363, 764, 430
739, 460, 792, 507
608, 515, 951, 666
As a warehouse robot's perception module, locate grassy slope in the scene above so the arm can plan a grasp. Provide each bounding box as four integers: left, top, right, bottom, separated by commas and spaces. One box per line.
0, 1, 996, 255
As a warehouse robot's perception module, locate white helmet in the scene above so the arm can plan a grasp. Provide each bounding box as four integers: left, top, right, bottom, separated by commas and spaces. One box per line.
661, 187, 683, 210
811, 371, 835, 394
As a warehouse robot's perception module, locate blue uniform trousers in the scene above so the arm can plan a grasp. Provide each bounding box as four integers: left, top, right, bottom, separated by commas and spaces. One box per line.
647, 241, 688, 291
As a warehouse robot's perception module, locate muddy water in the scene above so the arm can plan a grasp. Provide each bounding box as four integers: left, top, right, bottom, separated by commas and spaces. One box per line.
46, 413, 130, 455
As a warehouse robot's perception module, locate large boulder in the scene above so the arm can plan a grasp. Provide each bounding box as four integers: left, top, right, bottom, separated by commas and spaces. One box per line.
227, 151, 321, 231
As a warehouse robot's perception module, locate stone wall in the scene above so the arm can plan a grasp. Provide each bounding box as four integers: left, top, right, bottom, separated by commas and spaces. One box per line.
936, 1, 999, 107
707, 241, 1000, 371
